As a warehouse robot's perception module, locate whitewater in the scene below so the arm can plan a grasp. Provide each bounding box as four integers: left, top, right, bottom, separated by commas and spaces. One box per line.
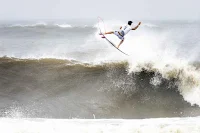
0, 19, 200, 132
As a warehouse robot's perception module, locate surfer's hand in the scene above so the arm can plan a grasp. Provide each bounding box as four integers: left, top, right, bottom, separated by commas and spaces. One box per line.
138, 22, 141, 25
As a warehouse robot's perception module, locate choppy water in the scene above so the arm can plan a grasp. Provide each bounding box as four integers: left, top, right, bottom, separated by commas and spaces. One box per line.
0, 19, 200, 132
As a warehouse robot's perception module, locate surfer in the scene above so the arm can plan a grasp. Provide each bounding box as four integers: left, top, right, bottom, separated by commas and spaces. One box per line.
100, 21, 141, 48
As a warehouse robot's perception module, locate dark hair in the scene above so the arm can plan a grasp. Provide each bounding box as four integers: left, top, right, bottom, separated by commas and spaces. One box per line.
128, 21, 133, 25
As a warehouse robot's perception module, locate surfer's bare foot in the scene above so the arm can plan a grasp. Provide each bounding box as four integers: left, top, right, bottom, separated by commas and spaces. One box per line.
99, 33, 104, 35
101, 36, 105, 38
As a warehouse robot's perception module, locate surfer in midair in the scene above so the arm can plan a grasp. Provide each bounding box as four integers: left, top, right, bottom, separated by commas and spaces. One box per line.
100, 21, 141, 48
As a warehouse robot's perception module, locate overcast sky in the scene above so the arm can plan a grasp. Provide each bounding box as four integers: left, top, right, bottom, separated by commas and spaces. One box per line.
0, 0, 199, 20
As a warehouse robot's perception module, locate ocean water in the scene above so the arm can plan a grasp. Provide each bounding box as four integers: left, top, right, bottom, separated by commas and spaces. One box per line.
0, 19, 200, 132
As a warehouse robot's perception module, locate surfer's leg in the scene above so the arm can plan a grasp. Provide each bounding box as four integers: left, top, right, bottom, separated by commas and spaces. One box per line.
99, 31, 113, 35
105, 31, 114, 34
117, 39, 124, 48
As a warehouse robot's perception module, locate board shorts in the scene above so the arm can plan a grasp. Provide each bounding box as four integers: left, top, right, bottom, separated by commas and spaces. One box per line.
114, 31, 124, 40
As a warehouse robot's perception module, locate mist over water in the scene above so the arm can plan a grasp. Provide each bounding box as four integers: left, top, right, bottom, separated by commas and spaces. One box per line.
0, 19, 200, 119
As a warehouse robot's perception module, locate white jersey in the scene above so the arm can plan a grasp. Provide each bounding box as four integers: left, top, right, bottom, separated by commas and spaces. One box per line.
120, 25, 132, 36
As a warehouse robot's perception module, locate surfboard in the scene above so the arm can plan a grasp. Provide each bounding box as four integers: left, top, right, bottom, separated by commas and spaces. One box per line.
98, 17, 129, 56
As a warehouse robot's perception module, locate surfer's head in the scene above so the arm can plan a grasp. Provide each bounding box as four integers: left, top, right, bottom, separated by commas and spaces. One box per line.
128, 21, 133, 25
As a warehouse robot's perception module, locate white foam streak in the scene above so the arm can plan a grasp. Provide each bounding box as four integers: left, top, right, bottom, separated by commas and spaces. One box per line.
0, 117, 200, 133
8, 22, 74, 28
55, 24, 72, 28
10, 22, 47, 27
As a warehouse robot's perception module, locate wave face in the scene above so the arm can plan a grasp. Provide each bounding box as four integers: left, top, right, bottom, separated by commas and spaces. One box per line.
0, 57, 199, 118
0, 20, 200, 118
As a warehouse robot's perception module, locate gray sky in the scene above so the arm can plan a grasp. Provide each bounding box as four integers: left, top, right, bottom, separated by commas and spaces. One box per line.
0, 0, 199, 20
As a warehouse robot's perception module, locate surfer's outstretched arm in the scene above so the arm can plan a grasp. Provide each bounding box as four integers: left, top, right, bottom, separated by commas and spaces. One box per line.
117, 39, 124, 48
132, 22, 141, 30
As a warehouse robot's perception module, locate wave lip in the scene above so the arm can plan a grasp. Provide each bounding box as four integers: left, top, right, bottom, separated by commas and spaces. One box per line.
128, 60, 200, 107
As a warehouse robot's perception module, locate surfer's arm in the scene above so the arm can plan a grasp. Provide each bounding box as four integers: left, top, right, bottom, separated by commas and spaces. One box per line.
132, 22, 141, 30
